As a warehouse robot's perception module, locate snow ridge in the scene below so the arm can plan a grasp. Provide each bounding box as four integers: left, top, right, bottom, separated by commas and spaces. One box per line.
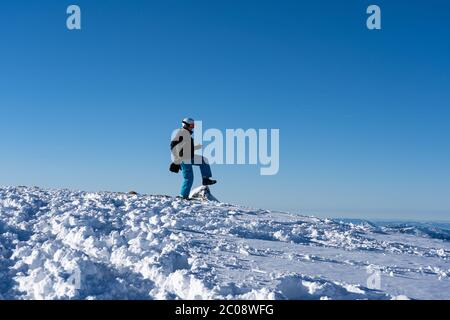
0, 187, 449, 300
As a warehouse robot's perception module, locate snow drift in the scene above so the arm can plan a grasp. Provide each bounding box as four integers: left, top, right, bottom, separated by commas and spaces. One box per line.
0, 186, 449, 300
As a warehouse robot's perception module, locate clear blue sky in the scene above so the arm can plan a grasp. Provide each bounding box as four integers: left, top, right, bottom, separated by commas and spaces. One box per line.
1, 1, 449, 221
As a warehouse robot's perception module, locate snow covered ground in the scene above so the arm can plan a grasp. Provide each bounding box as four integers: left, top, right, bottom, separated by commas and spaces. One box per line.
0, 186, 449, 300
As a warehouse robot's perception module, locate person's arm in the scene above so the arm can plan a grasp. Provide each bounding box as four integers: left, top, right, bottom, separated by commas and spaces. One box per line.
171, 129, 192, 164
171, 136, 185, 164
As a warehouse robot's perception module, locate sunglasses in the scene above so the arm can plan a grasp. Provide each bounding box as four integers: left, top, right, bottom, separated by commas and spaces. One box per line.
183, 122, 195, 129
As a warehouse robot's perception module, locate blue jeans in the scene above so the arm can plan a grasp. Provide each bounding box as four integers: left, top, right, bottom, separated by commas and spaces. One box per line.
180, 155, 212, 198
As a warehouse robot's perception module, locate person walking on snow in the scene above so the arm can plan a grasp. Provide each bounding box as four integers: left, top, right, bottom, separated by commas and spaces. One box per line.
170, 118, 217, 199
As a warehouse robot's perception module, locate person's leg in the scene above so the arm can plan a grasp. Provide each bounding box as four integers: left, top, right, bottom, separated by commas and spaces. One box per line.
192, 155, 212, 178
192, 155, 216, 186
180, 162, 194, 198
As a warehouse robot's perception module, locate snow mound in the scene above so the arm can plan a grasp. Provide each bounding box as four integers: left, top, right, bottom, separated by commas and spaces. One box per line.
0, 186, 449, 300
189, 186, 219, 202
381, 224, 450, 242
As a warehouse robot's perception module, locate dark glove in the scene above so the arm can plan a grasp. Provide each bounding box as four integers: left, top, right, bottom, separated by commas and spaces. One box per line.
169, 162, 181, 173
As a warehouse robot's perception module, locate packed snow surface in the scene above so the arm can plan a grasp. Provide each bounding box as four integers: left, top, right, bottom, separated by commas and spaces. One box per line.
0, 186, 449, 300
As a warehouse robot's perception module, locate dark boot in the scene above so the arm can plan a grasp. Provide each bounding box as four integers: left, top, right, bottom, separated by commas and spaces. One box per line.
202, 177, 217, 186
